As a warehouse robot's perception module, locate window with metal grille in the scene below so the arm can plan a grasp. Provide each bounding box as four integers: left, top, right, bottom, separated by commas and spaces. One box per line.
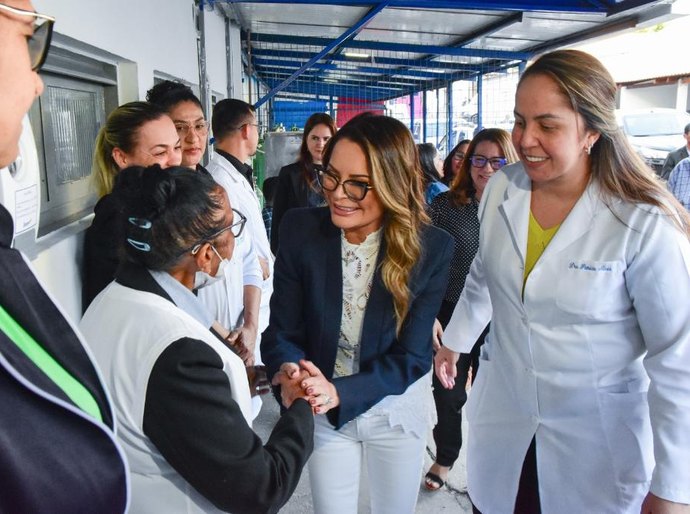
28, 38, 118, 237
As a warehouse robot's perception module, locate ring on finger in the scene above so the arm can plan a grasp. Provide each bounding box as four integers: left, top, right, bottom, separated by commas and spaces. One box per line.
322, 394, 332, 405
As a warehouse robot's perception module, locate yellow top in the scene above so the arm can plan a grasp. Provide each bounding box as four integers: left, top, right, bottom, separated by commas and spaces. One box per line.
524, 211, 561, 285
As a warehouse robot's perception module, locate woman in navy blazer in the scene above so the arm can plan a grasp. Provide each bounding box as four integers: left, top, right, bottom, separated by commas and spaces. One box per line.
262, 114, 453, 514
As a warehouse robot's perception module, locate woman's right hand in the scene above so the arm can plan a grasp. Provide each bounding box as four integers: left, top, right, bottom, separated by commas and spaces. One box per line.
299, 359, 339, 414
434, 346, 459, 389
272, 362, 310, 408
432, 318, 443, 352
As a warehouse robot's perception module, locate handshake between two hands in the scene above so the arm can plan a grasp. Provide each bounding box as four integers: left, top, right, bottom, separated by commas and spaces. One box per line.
271, 359, 339, 414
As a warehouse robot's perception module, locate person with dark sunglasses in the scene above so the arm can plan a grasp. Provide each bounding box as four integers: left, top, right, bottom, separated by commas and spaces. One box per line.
0, 3, 129, 512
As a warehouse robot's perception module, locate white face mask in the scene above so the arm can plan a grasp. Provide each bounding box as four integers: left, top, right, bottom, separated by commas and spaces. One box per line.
194, 245, 229, 290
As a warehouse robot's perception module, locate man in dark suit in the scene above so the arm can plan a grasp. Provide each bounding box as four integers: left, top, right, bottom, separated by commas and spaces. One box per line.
660, 122, 690, 180
0, 2, 129, 511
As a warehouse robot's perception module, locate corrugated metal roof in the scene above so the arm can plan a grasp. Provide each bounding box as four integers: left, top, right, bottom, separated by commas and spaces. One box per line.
210, 0, 684, 104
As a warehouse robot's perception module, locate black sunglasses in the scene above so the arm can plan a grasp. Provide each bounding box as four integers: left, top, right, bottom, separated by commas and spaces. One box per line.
317, 169, 373, 202
0, 3, 55, 72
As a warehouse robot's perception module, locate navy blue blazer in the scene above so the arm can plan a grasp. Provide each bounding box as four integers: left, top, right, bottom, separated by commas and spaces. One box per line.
261, 207, 453, 429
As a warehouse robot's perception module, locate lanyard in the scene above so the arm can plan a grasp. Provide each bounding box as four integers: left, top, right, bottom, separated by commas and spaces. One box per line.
0, 304, 102, 421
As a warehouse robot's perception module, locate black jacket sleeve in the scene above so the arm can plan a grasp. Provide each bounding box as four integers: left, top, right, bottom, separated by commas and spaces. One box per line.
143, 338, 313, 514
270, 164, 297, 254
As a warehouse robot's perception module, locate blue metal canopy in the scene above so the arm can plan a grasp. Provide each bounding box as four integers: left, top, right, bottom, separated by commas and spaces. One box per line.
208, 0, 677, 108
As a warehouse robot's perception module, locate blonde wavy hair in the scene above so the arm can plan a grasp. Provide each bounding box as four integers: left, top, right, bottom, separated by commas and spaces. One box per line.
322, 114, 429, 334
521, 50, 690, 236
91, 101, 167, 197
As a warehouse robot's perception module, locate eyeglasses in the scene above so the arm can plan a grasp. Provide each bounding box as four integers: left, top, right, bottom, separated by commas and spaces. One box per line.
0, 3, 55, 72
452, 152, 465, 162
232, 121, 262, 132
469, 155, 507, 171
317, 169, 373, 202
190, 208, 247, 254
175, 121, 210, 137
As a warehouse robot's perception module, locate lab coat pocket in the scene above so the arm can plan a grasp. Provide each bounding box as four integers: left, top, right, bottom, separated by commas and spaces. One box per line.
555, 260, 626, 320
598, 386, 653, 492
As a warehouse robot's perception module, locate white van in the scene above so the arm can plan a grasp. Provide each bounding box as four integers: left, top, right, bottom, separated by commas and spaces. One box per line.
616, 108, 690, 174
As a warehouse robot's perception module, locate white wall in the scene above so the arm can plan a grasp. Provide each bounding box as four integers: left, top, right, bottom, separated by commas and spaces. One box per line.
34, 0, 200, 99
619, 83, 677, 110
227, 23, 244, 99
25, 0, 240, 323
204, 8, 229, 98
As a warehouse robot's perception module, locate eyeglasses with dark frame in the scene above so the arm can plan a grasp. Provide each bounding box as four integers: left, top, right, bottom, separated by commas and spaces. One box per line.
0, 3, 55, 72
317, 169, 373, 202
174, 120, 210, 138
189, 208, 247, 255
469, 155, 508, 171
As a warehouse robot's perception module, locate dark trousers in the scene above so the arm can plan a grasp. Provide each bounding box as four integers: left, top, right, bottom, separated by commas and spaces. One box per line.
431, 299, 488, 467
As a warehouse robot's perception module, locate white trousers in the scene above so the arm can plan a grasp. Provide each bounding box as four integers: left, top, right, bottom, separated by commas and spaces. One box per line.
308, 413, 427, 514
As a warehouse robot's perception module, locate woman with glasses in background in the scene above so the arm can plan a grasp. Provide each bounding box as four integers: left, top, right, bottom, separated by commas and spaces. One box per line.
146, 80, 210, 172
442, 139, 471, 186
147, 80, 265, 372
82, 101, 182, 310
262, 114, 453, 514
270, 112, 337, 253
424, 128, 518, 492
81, 165, 314, 514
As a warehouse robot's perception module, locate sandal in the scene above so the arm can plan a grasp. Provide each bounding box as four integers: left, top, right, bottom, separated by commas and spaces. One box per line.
424, 471, 445, 491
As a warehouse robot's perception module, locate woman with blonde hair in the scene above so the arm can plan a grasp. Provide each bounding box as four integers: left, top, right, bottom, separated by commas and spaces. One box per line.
436, 49, 690, 513
424, 128, 517, 491
262, 114, 453, 514
83, 101, 181, 310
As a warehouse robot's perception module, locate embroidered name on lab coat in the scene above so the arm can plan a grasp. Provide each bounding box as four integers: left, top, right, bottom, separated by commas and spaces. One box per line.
568, 261, 614, 272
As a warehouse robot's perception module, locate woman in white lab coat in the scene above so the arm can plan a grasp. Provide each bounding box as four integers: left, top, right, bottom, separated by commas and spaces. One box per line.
435, 49, 690, 514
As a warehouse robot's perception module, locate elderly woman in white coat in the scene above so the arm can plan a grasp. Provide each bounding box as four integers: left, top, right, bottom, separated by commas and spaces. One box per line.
435, 50, 690, 514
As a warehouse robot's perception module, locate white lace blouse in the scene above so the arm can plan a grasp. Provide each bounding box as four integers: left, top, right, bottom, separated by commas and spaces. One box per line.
335, 229, 436, 439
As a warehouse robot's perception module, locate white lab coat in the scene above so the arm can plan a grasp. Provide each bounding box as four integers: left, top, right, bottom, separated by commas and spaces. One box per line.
207, 152, 274, 333
444, 162, 690, 513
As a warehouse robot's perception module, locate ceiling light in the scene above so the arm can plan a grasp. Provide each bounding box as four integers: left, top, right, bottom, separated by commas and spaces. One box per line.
344, 52, 370, 59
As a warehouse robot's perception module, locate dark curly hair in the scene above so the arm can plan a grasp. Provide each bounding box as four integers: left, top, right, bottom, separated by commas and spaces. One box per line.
146, 80, 203, 112
113, 165, 226, 270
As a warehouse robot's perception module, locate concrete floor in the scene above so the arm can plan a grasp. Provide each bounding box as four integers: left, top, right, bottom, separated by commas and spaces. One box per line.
253, 394, 473, 513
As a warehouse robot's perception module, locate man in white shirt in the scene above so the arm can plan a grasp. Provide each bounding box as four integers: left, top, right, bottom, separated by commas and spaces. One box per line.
206, 99, 274, 350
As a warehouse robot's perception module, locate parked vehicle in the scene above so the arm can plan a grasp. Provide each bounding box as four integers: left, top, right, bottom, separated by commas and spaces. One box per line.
616, 108, 690, 174
434, 121, 477, 156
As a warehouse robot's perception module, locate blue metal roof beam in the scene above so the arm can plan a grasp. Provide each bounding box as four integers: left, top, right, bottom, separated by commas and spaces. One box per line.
248, 47, 481, 71
254, 1, 390, 108
223, 1, 609, 14
367, 11, 523, 86
264, 78, 402, 99
249, 33, 532, 60
252, 57, 460, 80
